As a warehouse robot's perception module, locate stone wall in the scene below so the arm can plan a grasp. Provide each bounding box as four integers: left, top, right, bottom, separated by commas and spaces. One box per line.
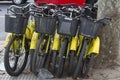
94, 0, 120, 68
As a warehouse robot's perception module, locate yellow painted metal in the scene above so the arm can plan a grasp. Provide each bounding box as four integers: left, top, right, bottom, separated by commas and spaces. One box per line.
70, 35, 78, 51
30, 32, 39, 49
4, 33, 22, 52
77, 35, 84, 56
87, 37, 100, 57
45, 36, 50, 53
25, 20, 35, 39
66, 42, 70, 58
52, 32, 60, 50
4, 33, 12, 48
21, 35, 25, 53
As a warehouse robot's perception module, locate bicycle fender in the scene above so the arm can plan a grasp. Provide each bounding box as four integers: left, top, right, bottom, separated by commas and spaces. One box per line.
25, 27, 32, 39
25, 20, 35, 39
70, 36, 78, 51
52, 33, 60, 50
4, 33, 12, 48
30, 32, 38, 49
87, 37, 100, 57
4, 34, 19, 51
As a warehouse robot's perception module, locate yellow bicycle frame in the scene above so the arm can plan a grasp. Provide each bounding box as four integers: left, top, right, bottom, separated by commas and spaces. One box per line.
52, 31, 60, 50
25, 20, 35, 40
30, 32, 39, 49
4, 33, 12, 48
75, 35, 83, 56
70, 34, 78, 51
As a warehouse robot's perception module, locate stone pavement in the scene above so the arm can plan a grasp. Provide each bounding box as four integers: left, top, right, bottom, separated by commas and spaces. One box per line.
0, 41, 120, 80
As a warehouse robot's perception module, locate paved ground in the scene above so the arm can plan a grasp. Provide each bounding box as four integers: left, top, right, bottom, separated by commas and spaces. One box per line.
0, 3, 8, 41
1, 41, 120, 80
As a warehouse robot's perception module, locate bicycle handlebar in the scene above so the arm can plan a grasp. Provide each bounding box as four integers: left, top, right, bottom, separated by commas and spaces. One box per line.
7, 3, 59, 16
7, 3, 81, 18
97, 17, 112, 26
7, 3, 46, 14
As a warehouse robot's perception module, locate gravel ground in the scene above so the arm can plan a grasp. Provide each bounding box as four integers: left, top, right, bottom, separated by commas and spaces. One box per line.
0, 41, 120, 80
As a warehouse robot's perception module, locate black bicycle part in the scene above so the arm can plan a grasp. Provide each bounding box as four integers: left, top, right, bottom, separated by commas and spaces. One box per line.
67, 51, 76, 76
81, 53, 94, 78
30, 49, 35, 72
4, 36, 29, 76
56, 38, 68, 78
73, 38, 87, 79
51, 50, 57, 73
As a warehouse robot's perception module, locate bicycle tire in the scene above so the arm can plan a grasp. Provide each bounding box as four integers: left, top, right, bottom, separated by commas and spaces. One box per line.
31, 36, 44, 75
30, 49, 35, 72
40, 36, 51, 69
51, 50, 57, 73
68, 51, 75, 76
81, 53, 94, 78
73, 39, 87, 79
45, 51, 51, 69
4, 36, 29, 76
40, 53, 48, 68
56, 39, 68, 78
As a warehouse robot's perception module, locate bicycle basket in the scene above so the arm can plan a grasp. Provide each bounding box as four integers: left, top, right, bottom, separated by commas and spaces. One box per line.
57, 16, 78, 37
35, 15, 57, 35
78, 16, 102, 38
5, 14, 28, 34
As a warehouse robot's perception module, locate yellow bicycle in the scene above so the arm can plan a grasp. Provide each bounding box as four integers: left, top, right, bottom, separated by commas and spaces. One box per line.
73, 16, 111, 78
50, 4, 81, 78
4, 3, 36, 76
30, 4, 58, 75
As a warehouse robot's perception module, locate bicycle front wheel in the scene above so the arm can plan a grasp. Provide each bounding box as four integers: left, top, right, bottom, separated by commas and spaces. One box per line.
73, 39, 87, 79
56, 39, 68, 78
68, 51, 76, 76
4, 36, 29, 76
31, 36, 48, 75
51, 50, 57, 73
31, 36, 44, 75
81, 53, 94, 78
30, 49, 35, 72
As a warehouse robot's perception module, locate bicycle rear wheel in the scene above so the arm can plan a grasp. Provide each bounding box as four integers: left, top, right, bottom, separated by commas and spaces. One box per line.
4, 36, 29, 76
